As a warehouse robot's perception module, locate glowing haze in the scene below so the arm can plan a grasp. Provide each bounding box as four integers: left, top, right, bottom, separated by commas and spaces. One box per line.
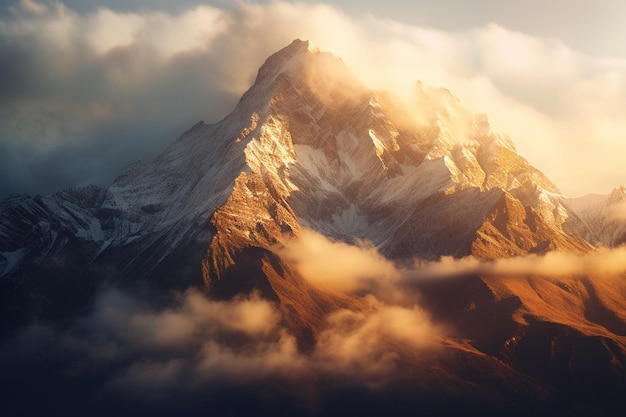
0, 0, 625, 198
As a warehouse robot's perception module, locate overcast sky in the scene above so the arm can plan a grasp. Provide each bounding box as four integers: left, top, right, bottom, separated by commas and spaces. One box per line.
1, 0, 625, 198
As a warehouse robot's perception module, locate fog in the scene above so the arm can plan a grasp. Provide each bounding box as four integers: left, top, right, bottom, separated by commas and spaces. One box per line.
3, 227, 626, 414
0, 284, 441, 415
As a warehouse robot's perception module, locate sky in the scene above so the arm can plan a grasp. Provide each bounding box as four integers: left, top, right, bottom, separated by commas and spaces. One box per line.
0, 0, 625, 198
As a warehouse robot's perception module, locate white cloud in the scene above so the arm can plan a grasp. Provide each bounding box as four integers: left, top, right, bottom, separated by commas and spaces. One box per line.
88, 288, 282, 352
82, 6, 225, 57
313, 301, 439, 386
276, 229, 398, 294
1, 1, 625, 198
404, 246, 626, 282
25, 285, 439, 393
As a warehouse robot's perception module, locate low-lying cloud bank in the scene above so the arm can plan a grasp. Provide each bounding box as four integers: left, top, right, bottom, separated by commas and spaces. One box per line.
0, 230, 448, 415
277, 229, 399, 293
280, 229, 626, 290
1, 1, 625, 198
2, 228, 626, 414
404, 245, 626, 283
0, 283, 440, 415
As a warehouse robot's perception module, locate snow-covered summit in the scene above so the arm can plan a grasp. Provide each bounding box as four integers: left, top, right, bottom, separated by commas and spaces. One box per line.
0, 39, 618, 315
253, 39, 319, 82
2, 40, 626, 413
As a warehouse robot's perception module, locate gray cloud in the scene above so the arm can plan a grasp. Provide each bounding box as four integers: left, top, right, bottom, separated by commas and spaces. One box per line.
1, 1, 625, 200
0, 230, 445, 414
0, 2, 243, 198
0, 282, 440, 415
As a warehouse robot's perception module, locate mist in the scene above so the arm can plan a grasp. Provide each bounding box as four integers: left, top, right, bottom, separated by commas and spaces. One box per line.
0, 228, 447, 415
0, 254, 441, 416
3, 226, 626, 415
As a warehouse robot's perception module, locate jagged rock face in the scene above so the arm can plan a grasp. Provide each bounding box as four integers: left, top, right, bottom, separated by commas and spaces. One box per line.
0, 39, 615, 323
200, 38, 592, 287
563, 185, 626, 247
2, 39, 626, 412
0, 186, 107, 275
416, 270, 626, 404
472, 192, 592, 259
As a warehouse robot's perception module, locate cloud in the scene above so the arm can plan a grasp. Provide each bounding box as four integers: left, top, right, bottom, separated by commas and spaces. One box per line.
102, 287, 438, 388
278, 225, 626, 292
0, 280, 440, 415
313, 301, 439, 387
0, 2, 239, 198
1, 1, 625, 199
2, 227, 625, 414
85, 231, 441, 394
276, 229, 398, 294
86, 288, 282, 351
280, 229, 626, 304
404, 246, 626, 283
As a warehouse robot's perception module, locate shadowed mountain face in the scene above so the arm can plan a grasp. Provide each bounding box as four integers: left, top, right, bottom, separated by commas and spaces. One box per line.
1, 40, 625, 415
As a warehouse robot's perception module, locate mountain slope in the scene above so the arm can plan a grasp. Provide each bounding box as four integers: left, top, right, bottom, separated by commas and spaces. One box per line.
0, 39, 615, 334
1, 39, 625, 414
563, 186, 626, 247
0, 40, 600, 284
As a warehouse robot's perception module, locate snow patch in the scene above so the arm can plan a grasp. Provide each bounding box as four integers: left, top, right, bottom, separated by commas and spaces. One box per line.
368, 129, 385, 158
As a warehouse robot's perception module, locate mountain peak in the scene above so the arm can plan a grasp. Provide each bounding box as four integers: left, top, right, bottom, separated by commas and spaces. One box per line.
252, 39, 319, 86
290, 38, 319, 53
4, 41, 626, 415
608, 184, 626, 203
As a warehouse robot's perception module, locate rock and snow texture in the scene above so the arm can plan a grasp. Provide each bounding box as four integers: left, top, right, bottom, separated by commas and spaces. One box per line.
202, 38, 593, 273
0, 38, 621, 293
564, 186, 626, 247
2, 39, 626, 415
0, 186, 108, 279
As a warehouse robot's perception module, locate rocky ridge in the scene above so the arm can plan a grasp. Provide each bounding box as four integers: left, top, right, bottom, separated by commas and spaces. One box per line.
1, 39, 625, 411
